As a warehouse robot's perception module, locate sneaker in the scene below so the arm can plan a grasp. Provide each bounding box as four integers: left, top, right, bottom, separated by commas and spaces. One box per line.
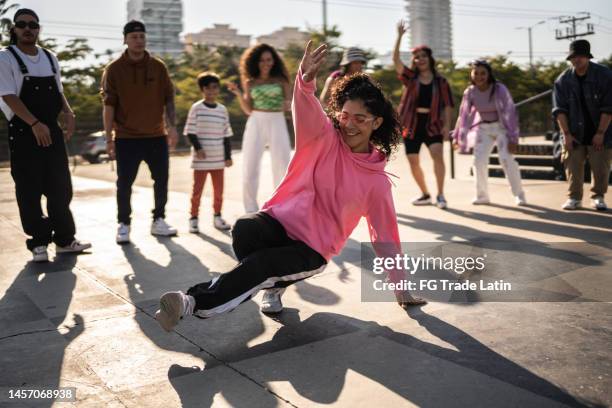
515, 194, 527, 206
155, 291, 186, 332
472, 197, 490, 205
32, 246, 48, 263
592, 197, 607, 211
436, 195, 447, 209
562, 198, 581, 210
151, 218, 177, 237
116, 223, 130, 244
213, 215, 231, 231
412, 194, 432, 206
56, 240, 92, 253
189, 217, 199, 233
260, 287, 285, 314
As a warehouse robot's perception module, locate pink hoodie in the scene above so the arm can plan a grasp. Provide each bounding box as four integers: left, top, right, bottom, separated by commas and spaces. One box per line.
262, 68, 402, 278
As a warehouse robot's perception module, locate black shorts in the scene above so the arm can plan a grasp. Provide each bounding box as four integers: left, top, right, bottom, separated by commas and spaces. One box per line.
403, 113, 443, 154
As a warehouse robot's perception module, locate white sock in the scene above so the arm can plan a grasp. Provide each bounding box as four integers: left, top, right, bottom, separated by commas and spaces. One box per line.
183, 293, 195, 316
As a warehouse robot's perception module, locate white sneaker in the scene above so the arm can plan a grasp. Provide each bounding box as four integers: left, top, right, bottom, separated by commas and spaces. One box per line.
116, 223, 130, 244
472, 197, 490, 205
412, 194, 432, 206
213, 215, 231, 231
515, 194, 527, 206
562, 198, 581, 210
592, 197, 607, 211
155, 291, 187, 332
436, 195, 447, 209
151, 218, 177, 237
260, 287, 285, 313
189, 217, 199, 233
56, 240, 92, 253
32, 246, 48, 263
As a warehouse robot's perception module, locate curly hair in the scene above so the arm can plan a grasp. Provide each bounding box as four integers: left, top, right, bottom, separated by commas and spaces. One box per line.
239, 43, 289, 85
327, 73, 401, 159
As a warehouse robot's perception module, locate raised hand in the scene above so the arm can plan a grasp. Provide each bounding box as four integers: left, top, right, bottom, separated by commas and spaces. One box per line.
300, 40, 328, 83
397, 20, 409, 37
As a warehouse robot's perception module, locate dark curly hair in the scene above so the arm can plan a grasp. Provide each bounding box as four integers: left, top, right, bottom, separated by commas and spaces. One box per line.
327, 73, 401, 159
239, 43, 289, 85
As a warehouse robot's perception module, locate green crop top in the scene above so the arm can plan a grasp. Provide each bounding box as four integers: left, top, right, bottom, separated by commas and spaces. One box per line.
250, 83, 284, 111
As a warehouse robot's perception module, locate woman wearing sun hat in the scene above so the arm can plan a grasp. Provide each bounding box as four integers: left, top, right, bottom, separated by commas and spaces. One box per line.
319, 46, 368, 105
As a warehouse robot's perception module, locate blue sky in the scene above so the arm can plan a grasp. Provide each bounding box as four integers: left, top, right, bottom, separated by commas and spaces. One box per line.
10, 0, 612, 66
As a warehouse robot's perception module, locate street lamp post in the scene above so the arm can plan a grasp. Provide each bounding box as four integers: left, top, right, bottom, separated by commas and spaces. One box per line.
516, 20, 546, 72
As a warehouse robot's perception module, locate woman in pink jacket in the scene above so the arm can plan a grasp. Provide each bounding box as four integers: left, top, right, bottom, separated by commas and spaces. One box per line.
155, 42, 424, 332
453, 60, 526, 205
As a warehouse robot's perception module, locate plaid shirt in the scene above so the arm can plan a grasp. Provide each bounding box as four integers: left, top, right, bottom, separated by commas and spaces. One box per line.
397, 65, 454, 139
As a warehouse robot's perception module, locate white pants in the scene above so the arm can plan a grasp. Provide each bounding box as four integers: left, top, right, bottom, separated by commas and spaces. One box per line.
473, 122, 524, 200
242, 111, 291, 213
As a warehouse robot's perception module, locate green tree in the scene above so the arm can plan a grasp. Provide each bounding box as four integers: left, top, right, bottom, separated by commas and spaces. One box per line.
598, 54, 612, 69
0, 0, 18, 43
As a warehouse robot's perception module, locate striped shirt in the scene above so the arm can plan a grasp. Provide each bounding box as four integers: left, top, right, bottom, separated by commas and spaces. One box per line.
397, 65, 454, 139
184, 101, 233, 170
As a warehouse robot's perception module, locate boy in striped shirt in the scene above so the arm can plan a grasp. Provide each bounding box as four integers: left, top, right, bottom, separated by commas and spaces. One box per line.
184, 72, 233, 233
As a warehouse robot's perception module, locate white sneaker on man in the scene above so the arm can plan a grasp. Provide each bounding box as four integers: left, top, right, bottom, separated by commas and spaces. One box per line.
472, 197, 490, 205
591, 197, 607, 211
189, 217, 199, 233
515, 194, 527, 206
155, 291, 190, 332
260, 288, 285, 313
213, 215, 231, 231
562, 198, 581, 210
32, 246, 48, 263
116, 223, 130, 244
151, 218, 177, 236
56, 240, 92, 253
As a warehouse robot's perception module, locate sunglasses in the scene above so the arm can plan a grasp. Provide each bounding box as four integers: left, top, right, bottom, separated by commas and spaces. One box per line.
336, 111, 376, 125
14, 21, 40, 30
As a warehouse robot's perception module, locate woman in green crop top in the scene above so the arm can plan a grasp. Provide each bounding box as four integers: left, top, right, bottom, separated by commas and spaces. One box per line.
229, 43, 292, 213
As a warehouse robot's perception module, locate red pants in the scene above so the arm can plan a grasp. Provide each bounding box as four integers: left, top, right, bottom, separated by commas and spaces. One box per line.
191, 169, 224, 217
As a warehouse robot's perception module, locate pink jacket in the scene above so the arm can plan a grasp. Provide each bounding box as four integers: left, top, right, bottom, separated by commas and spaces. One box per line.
452, 82, 519, 153
262, 68, 403, 282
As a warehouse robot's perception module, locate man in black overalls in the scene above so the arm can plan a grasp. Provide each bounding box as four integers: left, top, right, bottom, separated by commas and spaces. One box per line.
0, 9, 90, 262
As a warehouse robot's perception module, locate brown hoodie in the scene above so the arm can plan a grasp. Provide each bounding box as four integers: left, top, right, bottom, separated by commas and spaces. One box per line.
101, 50, 173, 138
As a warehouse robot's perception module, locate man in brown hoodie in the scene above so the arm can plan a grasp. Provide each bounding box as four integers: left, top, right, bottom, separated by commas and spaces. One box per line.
101, 20, 179, 244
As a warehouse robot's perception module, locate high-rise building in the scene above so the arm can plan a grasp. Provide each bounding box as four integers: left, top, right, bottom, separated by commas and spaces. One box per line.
405, 0, 452, 61
127, 0, 184, 57
184, 24, 251, 53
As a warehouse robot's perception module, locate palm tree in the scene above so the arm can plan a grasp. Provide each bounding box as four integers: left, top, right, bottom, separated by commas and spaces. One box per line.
0, 0, 19, 43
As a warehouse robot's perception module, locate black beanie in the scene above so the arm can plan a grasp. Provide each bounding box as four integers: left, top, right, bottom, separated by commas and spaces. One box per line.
123, 20, 146, 36
13, 8, 40, 22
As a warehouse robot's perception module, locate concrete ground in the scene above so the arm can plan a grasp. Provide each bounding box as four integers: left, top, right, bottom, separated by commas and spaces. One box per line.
0, 143, 611, 407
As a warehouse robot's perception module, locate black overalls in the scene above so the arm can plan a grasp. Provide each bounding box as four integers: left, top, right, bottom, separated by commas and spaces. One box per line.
6, 46, 75, 250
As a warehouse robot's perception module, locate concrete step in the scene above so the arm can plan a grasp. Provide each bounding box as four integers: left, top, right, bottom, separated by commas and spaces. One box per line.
492, 144, 554, 156
489, 155, 555, 167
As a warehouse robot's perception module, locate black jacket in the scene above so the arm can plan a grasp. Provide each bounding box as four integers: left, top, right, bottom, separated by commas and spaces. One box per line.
552, 61, 612, 147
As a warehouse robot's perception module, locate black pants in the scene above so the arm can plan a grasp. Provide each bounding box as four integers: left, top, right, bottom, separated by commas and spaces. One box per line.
115, 137, 169, 224
187, 212, 327, 318
9, 128, 75, 250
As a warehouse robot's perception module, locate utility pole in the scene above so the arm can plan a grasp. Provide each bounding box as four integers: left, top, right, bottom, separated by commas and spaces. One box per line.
555, 13, 594, 40
516, 20, 545, 73
322, 0, 328, 36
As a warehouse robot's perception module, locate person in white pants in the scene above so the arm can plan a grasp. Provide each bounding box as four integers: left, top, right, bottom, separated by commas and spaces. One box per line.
453, 59, 526, 206
229, 43, 291, 213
